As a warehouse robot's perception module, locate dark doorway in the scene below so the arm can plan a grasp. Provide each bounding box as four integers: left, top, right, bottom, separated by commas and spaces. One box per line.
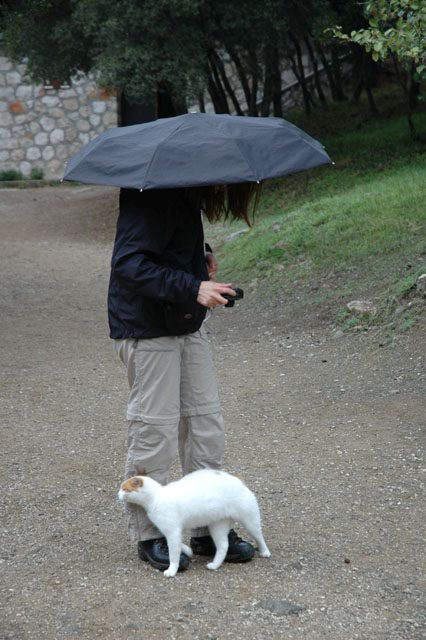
118, 89, 186, 126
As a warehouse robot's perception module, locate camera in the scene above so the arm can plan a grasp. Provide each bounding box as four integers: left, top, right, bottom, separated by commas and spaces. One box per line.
222, 287, 244, 308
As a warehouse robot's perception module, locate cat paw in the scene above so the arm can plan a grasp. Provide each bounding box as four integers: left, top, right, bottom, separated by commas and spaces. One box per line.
206, 562, 219, 571
163, 568, 178, 577
259, 549, 271, 558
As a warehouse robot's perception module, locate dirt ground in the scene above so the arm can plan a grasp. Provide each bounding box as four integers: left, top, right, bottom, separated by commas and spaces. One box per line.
1, 186, 425, 640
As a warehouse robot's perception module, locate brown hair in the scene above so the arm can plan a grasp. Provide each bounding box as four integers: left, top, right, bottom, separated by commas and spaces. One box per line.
182, 182, 262, 226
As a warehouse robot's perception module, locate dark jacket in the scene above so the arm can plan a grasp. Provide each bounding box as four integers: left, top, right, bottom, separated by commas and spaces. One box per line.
108, 188, 209, 339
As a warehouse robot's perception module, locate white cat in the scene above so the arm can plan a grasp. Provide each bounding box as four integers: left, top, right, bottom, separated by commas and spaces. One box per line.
118, 468, 271, 577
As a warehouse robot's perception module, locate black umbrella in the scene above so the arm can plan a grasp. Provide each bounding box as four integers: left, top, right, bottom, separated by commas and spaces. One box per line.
63, 112, 331, 189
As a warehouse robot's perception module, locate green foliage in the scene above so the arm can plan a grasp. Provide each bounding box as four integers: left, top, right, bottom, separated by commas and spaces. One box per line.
331, 0, 426, 77
30, 167, 44, 180
0, 169, 24, 181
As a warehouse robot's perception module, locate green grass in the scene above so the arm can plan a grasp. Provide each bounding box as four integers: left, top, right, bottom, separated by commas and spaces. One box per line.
213, 87, 426, 332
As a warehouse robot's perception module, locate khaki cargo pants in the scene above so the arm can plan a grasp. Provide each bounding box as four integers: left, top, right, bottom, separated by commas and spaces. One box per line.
114, 325, 224, 541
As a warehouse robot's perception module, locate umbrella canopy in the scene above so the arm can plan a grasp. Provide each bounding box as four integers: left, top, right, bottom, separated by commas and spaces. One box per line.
63, 112, 331, 190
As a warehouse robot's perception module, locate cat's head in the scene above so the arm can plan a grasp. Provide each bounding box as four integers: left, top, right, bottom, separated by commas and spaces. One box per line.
117, 475, 145, 503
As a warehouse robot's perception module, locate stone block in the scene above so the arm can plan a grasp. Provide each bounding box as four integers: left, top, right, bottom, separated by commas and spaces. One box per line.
11, 148, 25, 161
0, 102, 7, 112
63, 98, 79, 111
78, 132, 90, 145
42, 95, 60, 108
79, 105, 91, 118
103, 111, 117, 127
58, 88, 77, 99
2, 137, 18, 149
9, 100, 26, 114
49, 108, 65, 119
0, 57, 13, 71
26, 146, 42, 161
0, 149, 10, 162
19, 160, 32, 176
42, 146, 55, 161
29, 121, 41, 134
65, 127, 77, 142
34, 131, 49, 145
68, 111, 79, 121
40, 115, 55, 131
76, 119, 90, 132
0, 127, 12, 139
16, 85, 34, 101
6, 71, 22, 85
89, 114, 101, 127
15, 114, 30, 125
12, 126, 27, 137
0, 111, 13, 126
50, 128, 65, 144
46, 157, 64, 178
56, 144, 68, 160
92, 101, 106, 114
0, 87, 14, 99
69, 142, 82, 154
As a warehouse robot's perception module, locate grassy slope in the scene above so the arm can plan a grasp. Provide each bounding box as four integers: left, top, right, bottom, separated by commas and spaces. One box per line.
212, 87, 426, 332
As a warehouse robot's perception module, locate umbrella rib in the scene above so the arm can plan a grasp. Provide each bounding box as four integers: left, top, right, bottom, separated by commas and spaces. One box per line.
142, 119, 190, 189
229, 136, 259, 183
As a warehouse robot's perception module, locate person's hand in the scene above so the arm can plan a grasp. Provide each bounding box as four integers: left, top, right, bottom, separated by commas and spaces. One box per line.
205, 252, 218, 280
197, 281, 235, 309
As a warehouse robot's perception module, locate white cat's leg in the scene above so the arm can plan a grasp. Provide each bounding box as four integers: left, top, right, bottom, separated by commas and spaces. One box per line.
239, 503, 271, 558
181, 543, 193, 558
206, 520, 231, 571
163, 532, 182, 577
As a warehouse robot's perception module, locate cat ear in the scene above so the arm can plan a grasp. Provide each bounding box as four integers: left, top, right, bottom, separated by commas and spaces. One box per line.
120, 476, 144, 492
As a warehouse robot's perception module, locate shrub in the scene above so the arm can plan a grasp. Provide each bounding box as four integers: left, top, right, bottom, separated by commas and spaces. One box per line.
30, 167, 44, 180
0, 169, 24, 181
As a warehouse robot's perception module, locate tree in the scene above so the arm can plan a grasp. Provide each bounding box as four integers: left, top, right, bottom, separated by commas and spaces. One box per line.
331, 0, 426, 137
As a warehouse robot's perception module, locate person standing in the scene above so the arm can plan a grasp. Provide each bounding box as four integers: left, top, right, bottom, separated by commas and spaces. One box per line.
109, 183, 261, 572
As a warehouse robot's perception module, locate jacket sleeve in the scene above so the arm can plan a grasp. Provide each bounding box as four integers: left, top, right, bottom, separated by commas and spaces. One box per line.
112, 204, 201, 303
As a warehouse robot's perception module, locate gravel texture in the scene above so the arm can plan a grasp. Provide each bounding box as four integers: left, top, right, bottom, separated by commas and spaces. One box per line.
1, 186, 425, 640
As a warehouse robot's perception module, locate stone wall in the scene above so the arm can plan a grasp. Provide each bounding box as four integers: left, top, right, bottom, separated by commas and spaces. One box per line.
0, 55, 118, 180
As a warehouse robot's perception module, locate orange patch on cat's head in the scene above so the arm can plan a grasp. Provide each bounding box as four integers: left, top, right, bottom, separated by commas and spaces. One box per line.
120, 476, 144, 493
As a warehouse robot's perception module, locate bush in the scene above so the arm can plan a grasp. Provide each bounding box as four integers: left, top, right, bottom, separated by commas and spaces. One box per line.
0, 169, 24, 181
30, 167, 44, 180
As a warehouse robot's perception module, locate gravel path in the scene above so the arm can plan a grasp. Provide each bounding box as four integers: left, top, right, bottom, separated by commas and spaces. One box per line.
1, 187, 425, 640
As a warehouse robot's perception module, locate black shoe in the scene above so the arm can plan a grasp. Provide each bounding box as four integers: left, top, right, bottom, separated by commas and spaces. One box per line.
138, 538, 190, 572
190, 529, 255, 563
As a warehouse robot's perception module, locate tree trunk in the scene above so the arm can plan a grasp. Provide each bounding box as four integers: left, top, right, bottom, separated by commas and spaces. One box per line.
208, 52, 230, 113
198, 93, 206, 113
314, 40, 338, 101
289, 35, 313, 116
351, 45, 364, 103
392, 54, 418, 139
227, 46, 252, 112
271, 48, 283, 117
247, 47, 259, 116
208, 74, 227, 114
364, 55, 378, 116
408, 61, 421, 110
211, 50, 244, 115
331, 45, 347, 101
261, 47, 274, 116
303, 34, 327, 106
